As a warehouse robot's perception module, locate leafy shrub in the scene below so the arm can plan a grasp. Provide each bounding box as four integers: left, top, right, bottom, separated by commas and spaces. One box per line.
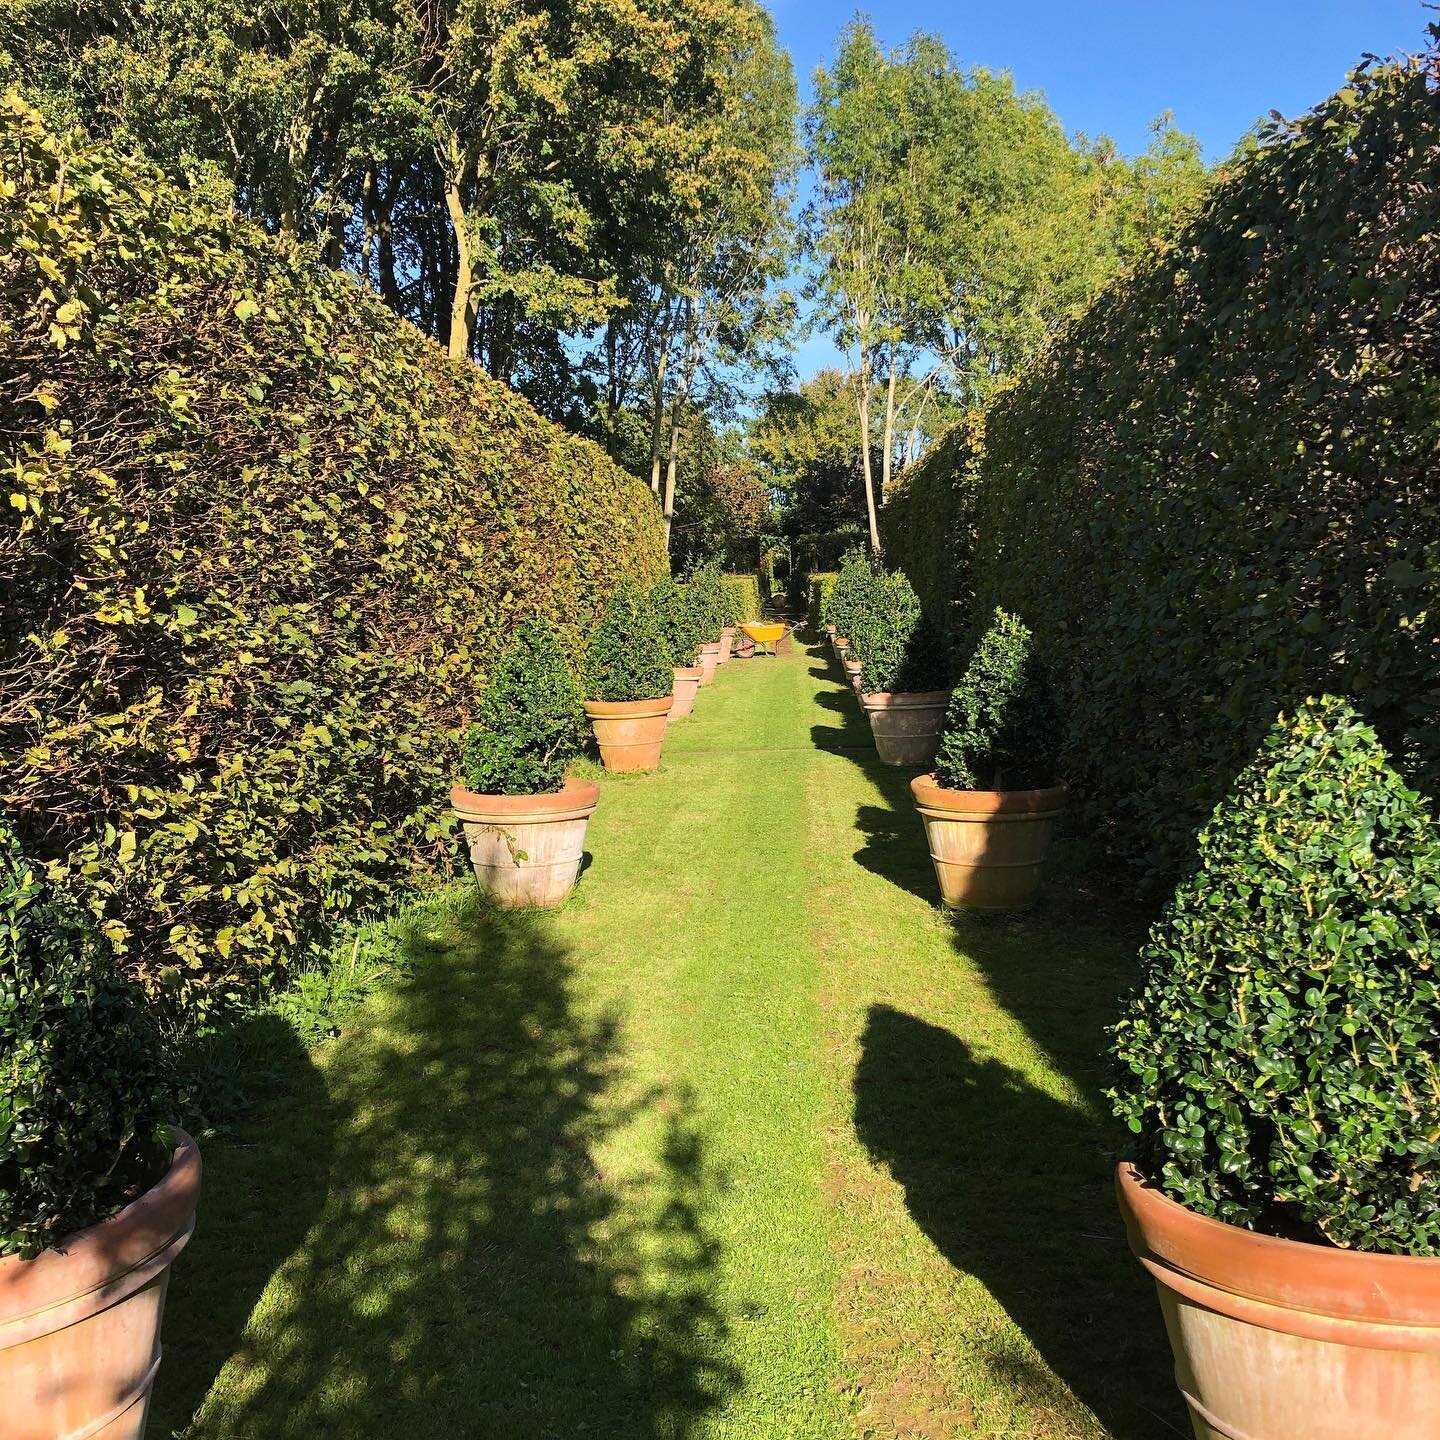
685, 561, 729, 641
460, 619, 585, 795
720, 573, 762, 627
1110, 697, 1440, 1256
585, 582, 675, 702
0, 102, 664, 1018
650, 576, 709, 670
806, 573, 837, 631
853, 573, 950, 695
823, 548, 873, 640
934, 609, 1060, 790
882, 49, 1439, 884
0, 818, 171, 1259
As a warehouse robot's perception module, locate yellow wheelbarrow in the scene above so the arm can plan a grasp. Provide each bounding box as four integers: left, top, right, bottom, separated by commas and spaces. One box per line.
740, 620, 790, 657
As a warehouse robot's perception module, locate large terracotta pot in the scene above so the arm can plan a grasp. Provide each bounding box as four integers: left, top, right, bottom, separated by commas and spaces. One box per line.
584, 697, 670, 772
910, 774, 1066, 909
451, 778, 599, 908
718, 627, 736, 664
1117, 1162, 1440, 1440
669, 665, 704, 719
697, 641, 722, 685
860, 689, 953, 766
1, 1130, 201, 1440
843, 658, 863, 693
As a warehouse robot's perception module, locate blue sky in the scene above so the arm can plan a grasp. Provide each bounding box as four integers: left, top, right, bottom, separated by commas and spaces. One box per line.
776, 0, 1430, 379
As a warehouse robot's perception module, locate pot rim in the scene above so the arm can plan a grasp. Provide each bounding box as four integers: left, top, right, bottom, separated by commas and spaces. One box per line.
698, 640, 723, 654
673, 665, 704, 680
1117, 1161, 1440, 1341
910, 773, 1068, 817
860, 688, 953, 709
0, 1127, 201, 1333
451, 776, 600, 821
583, 697, 673, 718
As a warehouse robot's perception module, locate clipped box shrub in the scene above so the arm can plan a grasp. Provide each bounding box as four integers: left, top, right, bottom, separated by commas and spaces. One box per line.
852, 573, 949, 696
806, 573, 837, 631
823, 548, 873, 641
0, 100, 664, 1016
881, 50, 1439, 885
1110, 696, 1440, 1255
585, 582, 674, 702
720, 573, 762, 627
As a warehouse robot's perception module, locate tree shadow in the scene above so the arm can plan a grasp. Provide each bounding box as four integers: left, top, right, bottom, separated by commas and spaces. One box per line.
165, 897, 733, 1439
853, 1005, 1185, 1440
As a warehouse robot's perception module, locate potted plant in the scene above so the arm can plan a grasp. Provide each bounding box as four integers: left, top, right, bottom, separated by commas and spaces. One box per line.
686, 562, 727, 684
583, 581, 674, 772
451, 617, 598, 908
852, 572, 952, 766
650, 576, 707, 720
825, 548, 870, 666
0, 819, 200, 1439
910, 608, 1066, 909
1110, 696, 1440, 1439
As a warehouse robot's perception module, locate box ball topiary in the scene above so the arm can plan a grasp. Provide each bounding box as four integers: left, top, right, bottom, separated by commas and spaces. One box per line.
851, 571, 950, 695
823, 547, 874, 642
685, 560, 730, 640
934, 609, 1060, 791
460, 619, 585, 797
585, 581, 675, 703
649, 576, 709, 670
0, 818, 171, 1259
1109, 696, 1440, 1256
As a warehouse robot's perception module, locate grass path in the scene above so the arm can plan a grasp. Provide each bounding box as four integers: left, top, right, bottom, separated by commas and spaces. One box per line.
153, 639, 1186, 1439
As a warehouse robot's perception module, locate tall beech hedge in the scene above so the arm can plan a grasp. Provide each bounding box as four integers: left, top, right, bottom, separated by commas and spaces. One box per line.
882, 48, 1440, 884
0, 100, 664, 1015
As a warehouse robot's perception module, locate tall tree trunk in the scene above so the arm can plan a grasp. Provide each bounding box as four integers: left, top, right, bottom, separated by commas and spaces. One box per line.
648, 343, 669, 496
881, 351, 899, 504
662, 409, 682, 550
856, 376, 881, 554
442, 134, 475, 362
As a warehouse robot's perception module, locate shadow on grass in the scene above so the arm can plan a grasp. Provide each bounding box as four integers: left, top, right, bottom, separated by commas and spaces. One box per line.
853, 1005, 1186, 1440
161, 897, 732, 1439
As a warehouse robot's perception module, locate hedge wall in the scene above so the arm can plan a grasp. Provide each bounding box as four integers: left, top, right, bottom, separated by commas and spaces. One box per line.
721, 573, 762, 625
882, 48, 1440, 886
0, 99, 665, 1016
806, 574, 837, 632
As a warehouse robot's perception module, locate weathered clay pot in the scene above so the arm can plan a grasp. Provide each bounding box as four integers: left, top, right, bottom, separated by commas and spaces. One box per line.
1117, 1162, 1440, 1440
451, 778, 599, 908
824, 623, 836, 637
910, 774, 1066, 909
584, 697, 670, 772
860, 689, 953, 766
718, 627, 736, 664
832, 635, 850, 662
1, 1130, 201, 1440
669, 665, 704, 719
843, 658, 863, 692
697, 641, 722, 685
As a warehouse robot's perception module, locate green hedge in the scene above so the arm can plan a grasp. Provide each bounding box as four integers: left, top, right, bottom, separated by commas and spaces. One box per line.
806, 573, 837, 631
0, 99, 664, 1017
721, 573, 762, 626
882, 50, 1440, 885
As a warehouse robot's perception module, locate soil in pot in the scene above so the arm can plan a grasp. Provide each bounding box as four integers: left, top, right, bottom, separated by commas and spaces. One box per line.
910, 774, 1066, 909
1117, 1161, 1440, 1440
1, 1130, 201, 1440
452, 778, 600, 908
584, 698, 670, 772
861, 690, 953, 766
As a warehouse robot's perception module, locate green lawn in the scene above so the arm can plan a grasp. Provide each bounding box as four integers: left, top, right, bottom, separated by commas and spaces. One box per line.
153, 638, 1187, 1439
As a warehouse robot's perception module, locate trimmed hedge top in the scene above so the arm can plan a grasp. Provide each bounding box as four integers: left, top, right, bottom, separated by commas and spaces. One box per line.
460, 619, 585, 796
0, 99, 663, 1016
934, 610, 1060, 792
1110, 697, 1440, 1256
0, 819, 170, 1259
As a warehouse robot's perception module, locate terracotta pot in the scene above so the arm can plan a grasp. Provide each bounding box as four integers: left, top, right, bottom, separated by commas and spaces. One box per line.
1117, 1162, 1440, 1440
824, 623, 836, 636
451, 778, 599, 908
909, 774, 1066, 909
697, 641, 722, 685
1, 1130, 201, 1440
860, 689, 953, 766
669, 665, 704, 719
718, 627, 735, 664
843, 658, 863, 692
584, 697, 670, 772
832, 635, 850, 661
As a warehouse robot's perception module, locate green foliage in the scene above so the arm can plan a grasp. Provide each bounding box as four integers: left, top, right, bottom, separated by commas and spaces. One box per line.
649, 576, 709, 670
806, 573, 837, 631
585, 582, 674, 702
883, 48, 1439, 882
822, 547, 873, 640
720, 573, 762, 627
0, 818, 171, 1259
0, 102, 664, 1018
461, 620, 585, 796
1110, 697, 1440, 1256
684, 561, 730, 640
852, 572, 949, 695
934, 610, 1059, 791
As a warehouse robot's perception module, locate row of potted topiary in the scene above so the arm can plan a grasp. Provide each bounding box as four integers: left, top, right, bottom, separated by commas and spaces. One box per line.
450, 563, 751, 912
